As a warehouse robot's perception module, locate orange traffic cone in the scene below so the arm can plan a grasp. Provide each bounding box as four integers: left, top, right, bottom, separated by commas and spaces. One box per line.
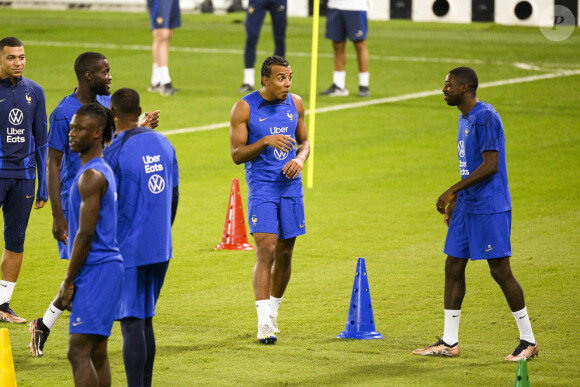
215, 179, 254, 250
0, 328, 17, 387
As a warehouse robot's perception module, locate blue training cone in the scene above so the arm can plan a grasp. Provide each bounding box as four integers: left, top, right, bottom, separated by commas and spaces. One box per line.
337, 257, 384, 339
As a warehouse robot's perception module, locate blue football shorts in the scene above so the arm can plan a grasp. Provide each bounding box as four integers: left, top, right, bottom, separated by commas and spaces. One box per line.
147, 0, 181, 30
70, 260, 123, 337
325, 8, 368, 42
444, 202, 512, 261
248, 196, 306, 240
0, 178, 35, 253
116, 261, 169, 320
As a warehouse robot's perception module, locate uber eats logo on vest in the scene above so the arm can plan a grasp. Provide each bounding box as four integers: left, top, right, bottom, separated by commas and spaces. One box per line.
7, 108, 25, 143
143, 154, 166, 194
142, 154, 164, 173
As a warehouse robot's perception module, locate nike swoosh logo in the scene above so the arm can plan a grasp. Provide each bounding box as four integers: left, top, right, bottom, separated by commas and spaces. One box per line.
519, 315, 527, 320
26, 195, 33, 199
0, 284, 6, 287
452, 315, 460, 318
485, 247, 494, 252
73, 322, 83, 326
259, 117, 268, 122
0, 99, 5, 103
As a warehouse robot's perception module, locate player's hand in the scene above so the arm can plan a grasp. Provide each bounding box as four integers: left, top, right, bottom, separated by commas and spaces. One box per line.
436, 188, 456, 214
282, 158, 304, 179
140, 110, 160, 129
444, 200, 456, 227
52, 213, 69, 245
34, 200, 46, 210
57, 280, 75, 311
264, 134, 295, 152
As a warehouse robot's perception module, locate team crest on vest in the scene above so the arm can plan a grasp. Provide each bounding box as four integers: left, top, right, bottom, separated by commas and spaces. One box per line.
248, 6, 254, 13
465, 126, 469, 137
26, 93, 32, 104
251, 215, 257, 226
156, 16, 164, 25
287, 110, 293, 121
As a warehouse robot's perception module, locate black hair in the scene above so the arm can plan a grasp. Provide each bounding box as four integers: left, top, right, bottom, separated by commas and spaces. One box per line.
260, 56, 290, 86
111, 88, 140, 116
74, 52, 107, 80
449, 67, 478, 95
75, 103, 116, 145
0, 37, 23, 50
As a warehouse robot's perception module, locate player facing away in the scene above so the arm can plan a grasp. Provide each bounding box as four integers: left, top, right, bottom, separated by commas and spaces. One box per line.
105, 88, 179, 387
147, 0, 180, 95
230, 56, 310, 344
320, 0, 370, 97
239, 0, 287, 93
28, 52, 158, 357
413, 67, 539, 362
0, 36, 48, 323
56, 103, 122, 385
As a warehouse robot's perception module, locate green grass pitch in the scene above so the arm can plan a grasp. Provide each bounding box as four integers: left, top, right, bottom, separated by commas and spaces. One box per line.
1, 9, 579, 386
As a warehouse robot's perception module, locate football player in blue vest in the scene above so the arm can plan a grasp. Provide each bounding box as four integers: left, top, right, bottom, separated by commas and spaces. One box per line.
230, 56, 310, 344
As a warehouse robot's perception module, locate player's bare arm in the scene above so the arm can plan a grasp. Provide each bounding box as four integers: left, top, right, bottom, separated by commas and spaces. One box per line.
283, 94, 310, 179
47, 147, 68, 244
58, 169, 106, 310
230, 99, 296, 165
436, 150, 499, 215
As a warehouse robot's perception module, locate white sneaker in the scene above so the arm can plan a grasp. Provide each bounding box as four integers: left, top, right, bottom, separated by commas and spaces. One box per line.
257, 324, 277, 344
269, 315, 280, 334
320, 83, 349, 97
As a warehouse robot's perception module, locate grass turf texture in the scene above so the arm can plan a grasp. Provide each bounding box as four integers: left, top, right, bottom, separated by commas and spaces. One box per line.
1, 9, 579, 386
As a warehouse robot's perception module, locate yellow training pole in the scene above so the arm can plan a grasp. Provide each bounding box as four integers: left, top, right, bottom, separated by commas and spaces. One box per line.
306, 0, 321, 189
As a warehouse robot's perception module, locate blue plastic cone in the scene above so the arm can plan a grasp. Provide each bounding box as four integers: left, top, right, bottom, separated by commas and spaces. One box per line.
337, 257, 384, 339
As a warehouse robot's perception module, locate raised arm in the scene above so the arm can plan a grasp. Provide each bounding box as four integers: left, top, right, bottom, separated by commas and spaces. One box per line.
282, 94, 310, 179
229, 99, 296, 165
437, 150, 499, 225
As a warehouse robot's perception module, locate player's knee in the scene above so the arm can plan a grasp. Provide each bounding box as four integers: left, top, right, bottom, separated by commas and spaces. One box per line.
257, 247, 276, 263
4, 236, 24, 254
246, 35, 259, 48
67, 343, 85, 367
444, 256, 465, 279
489, 262, 512, 285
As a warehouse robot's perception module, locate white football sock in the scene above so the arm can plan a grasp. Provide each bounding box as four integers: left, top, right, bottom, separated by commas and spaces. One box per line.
359, 72, 369, 87
270, 296, 282, 317
243, 68, 255, 87
256, 299, 270, 326
151, 63, 159, 86
333, 71, 346, 89
0, 281, 16, 304
442, 309, 461, 345
42, 303, 64, 330
158, 66, 171, 85
512, 307, 535, 343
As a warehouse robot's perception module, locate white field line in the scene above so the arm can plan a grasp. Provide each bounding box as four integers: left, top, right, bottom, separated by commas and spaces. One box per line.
160, 69, 580, 136
26, 40, 580, 69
